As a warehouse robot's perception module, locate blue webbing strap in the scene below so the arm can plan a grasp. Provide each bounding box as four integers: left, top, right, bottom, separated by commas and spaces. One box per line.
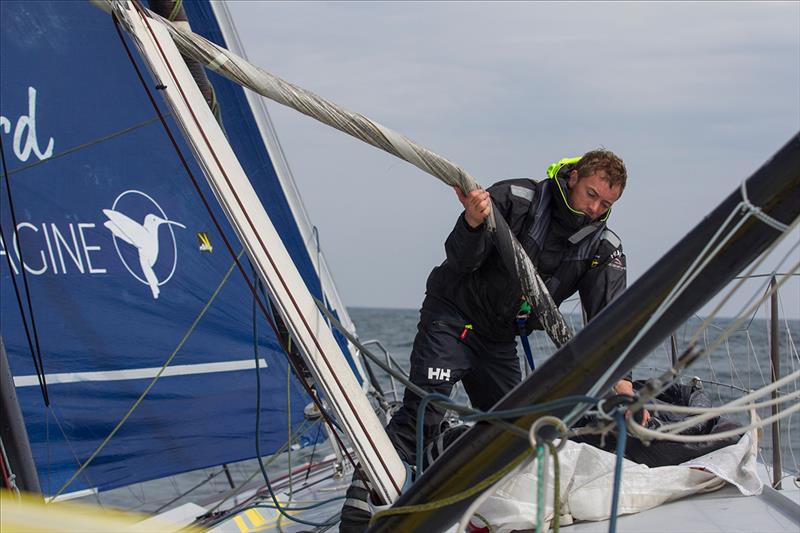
517, 317, 535, 370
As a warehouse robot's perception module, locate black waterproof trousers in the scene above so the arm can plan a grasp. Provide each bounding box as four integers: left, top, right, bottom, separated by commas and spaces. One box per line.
384, 305, 521, 465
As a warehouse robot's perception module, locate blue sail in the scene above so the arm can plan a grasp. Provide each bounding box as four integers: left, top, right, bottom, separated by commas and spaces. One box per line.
0, 0, 356, 496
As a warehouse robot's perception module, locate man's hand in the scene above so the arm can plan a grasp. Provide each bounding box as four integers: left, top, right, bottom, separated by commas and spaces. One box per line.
454, 187, 492, 229
614, 379, 651, 426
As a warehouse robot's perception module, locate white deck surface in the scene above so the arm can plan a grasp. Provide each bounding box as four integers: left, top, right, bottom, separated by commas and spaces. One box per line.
562, 482, 799, 533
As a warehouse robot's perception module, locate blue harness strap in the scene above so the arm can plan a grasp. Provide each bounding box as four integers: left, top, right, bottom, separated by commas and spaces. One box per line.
517, 318, 536, 370
517, 299, 535, 370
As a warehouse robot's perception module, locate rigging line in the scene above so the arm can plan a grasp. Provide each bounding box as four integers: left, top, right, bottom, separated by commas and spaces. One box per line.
739, 179, 791, 232
286, 341, 293, 500
255, 317, 337, 532
0, 220, 44, 392
688, 217, 800, 347
742, 285, 767, 331
745, 328, 765, 396
628, 403, 800, 443
251, 274, 323, 527
724, 335, 748, 395
201, 419, 316, 520
51, 249, 245, 499
742, 331, 767, 394
307, 226, 332, 329
166, 0, 183, 22
4, 117, 163, 178
153, 467, 228, 514
734, 272, 800, 279
0, 437, 18, 493
303, 424, 324, 484
692, 259, 800, 366
45, 407, 50, 494
703, 329, 726, 407
0, 137, 48, 405
46, 406, 102, 505
658, 373, 800, 434
0, 448, 14, 492
582, 202, 749, 402
706, 258, 799, 349
313, 297, 530, 440
587, 197, 796, 405
644, 388, 800, 414
779, 294, 800, 362
125, 3, 394, 494
112, 6, 361, 489
657, 369, 799, 435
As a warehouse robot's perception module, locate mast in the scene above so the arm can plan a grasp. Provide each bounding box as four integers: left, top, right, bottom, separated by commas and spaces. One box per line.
370, 135, 800, 532
0, 337, 41, 494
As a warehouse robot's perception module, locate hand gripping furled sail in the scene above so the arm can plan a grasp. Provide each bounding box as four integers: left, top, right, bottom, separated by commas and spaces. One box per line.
141, 6, 573, 348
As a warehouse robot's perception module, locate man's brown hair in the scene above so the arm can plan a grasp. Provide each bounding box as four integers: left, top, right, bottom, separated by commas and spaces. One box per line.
574, 149, 627, 191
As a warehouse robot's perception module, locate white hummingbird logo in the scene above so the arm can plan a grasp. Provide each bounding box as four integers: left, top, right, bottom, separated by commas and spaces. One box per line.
103, 209, 185, 299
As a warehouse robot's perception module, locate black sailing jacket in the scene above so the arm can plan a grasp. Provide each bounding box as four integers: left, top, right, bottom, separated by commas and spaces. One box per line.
423, 176, 627, 342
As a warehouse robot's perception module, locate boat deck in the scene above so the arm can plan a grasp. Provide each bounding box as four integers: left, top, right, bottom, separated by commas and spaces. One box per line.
561, 482, 799, 533
147, 453, 800, 533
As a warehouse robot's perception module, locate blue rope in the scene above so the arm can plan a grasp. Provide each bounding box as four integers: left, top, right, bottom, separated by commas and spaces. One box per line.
461, 395, 599, 422
608, 411, 628, 533
252, 279, 337, 528
518, 318, 536, 370
416, 393, 602, 477
415, 392, 457, 476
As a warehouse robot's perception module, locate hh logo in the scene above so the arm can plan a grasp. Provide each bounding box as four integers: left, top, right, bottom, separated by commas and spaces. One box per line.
428, 367, 451, 381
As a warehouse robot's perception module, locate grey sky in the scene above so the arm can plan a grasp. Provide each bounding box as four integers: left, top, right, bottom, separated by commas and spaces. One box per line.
225, 1, 800, 318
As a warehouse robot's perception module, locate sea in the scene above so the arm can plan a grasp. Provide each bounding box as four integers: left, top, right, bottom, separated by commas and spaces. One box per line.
83, 307, 800, 515
348, 307, 800, 466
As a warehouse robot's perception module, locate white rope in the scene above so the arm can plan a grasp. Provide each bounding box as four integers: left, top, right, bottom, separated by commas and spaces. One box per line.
745, 328, 770, 395
657, 369, 799, 435
628, 403, 800, 443
644, 388, 800, 415
782, 297, 800, 470
583, 197, 794, 405
688, 214, 800, 349
693, 255, 800, 362
739, 181, 790, 232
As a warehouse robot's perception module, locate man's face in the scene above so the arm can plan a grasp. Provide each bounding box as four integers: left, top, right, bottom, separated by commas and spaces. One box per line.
566, 170, 622, 221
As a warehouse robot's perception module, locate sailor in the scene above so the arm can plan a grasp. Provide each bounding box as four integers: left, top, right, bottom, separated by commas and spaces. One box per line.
341, 149, 635, 531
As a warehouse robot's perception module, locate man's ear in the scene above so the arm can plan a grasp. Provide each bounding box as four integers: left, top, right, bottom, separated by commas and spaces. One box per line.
567, 169, 579, 189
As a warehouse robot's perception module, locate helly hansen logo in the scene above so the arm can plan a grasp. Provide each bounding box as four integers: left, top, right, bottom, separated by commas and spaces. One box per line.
428, 367, 451, 381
